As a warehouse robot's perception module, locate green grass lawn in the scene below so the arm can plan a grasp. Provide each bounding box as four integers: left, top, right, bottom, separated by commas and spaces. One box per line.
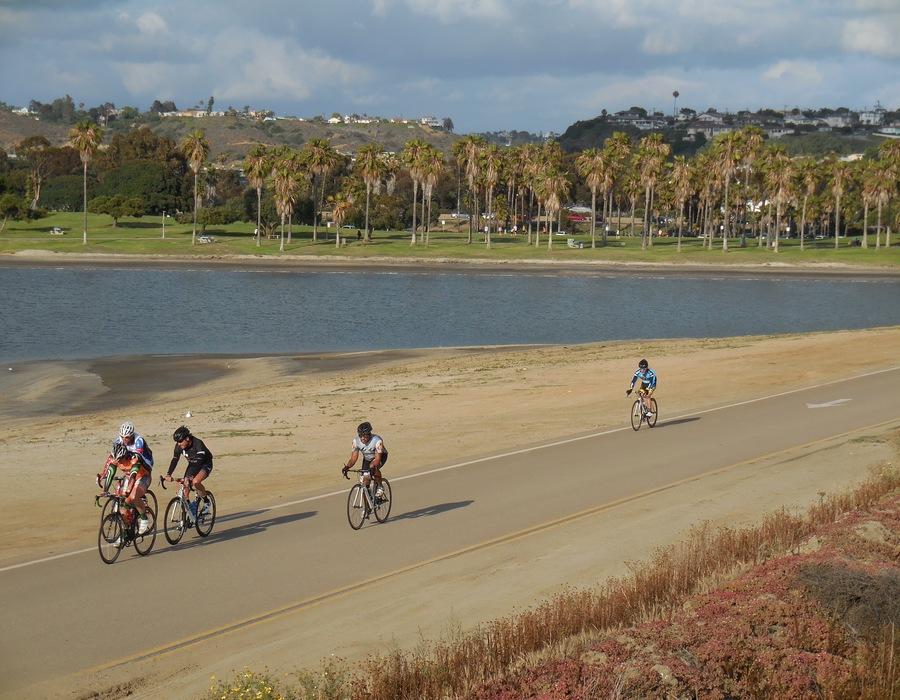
2, 212, 898, 268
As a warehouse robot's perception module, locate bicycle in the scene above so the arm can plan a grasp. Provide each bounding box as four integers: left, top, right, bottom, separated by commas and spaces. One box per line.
344, 468, 392, 530
629, 389, 658, 431
95, 456, 157, 524
160, 475, 216, 544
97, 473, 157, 564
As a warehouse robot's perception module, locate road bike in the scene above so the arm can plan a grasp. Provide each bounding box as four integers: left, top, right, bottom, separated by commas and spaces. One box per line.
160, 476, 216, 544
97, 473, 157, 564
630, 391, 658, 431
344, 468, 392, 530
96, 456, 157, 524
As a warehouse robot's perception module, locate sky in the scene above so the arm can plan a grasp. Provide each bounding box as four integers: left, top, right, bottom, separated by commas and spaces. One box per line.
0, 0, 898, 133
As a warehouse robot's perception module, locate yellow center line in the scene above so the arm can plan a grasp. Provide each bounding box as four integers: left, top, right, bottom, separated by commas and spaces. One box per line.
87, 416, 900, 675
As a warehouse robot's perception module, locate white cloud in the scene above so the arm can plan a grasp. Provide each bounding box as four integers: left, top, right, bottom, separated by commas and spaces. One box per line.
842, 16, 900, 59
136, 11, 167, 35
376, 0, 510, 23
762, 59, 824, 85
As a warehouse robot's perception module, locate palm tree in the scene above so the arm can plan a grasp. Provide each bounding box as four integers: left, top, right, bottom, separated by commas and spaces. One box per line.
712, 131, 742, 252
575, 148, 606, 249
540, 170, 570, 251
303, 139, 339, 243
354, 144, 384, 243
270, 152, 300, 253
482, 145, 502, 248
457, 135, 485, 245
604, 132, 632, 240
636, 134, 670, 250
243, 144, 271, 248
180, 129, 210, 246
671, 155, 691, 252
68, 120, 104, 246
421, 146, 445, 246
329, 191, 354, 249
828, 156, 850, 250
764, 148, 794, 253
401, 139, 428, 245
872, 159, 894, 250
521, 143, 542, 244
794, 157, 818, 252
859, 160, 877, 249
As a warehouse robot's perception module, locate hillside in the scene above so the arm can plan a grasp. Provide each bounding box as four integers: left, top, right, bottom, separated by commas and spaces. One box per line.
0, 111, 459, 159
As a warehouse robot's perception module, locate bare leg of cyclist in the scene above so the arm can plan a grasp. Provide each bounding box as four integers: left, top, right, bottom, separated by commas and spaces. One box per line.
191, 469, 209, 499
126, 482, 147, 518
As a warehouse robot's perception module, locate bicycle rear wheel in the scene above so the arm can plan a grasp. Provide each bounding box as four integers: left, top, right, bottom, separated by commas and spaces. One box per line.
374, 479, 392, 523
631, 400, 643, 431
647, 399, 658, 428
195, 492, 216, 537
98, 513, 124, 564
347, 484, 368, 530
164, 497, 187, 545
134, 504, 157, 555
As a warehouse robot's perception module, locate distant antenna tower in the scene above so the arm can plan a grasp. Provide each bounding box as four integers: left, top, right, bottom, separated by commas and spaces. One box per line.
672, 90, 679, 118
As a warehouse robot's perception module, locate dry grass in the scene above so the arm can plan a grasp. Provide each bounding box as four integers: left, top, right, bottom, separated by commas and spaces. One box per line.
207, 464, 899, 700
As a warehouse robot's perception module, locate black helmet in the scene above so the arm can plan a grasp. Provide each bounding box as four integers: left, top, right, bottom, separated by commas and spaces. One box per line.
638, 359, 649, 369
357, 421, 373, 437
173, 426, 191, 442
112, 442, 128, 460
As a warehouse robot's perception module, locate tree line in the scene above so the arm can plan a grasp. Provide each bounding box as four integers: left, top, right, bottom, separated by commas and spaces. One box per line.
1, 123, 898, 253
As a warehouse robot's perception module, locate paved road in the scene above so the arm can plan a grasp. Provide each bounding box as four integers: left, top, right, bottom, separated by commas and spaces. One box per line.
2, 367, 899, 697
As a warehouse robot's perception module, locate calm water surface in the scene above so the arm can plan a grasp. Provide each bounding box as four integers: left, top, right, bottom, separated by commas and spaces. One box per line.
1, 266, 898, 362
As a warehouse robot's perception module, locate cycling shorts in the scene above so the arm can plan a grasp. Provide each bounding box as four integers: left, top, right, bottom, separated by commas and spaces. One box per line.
184, 462, 212, 480
134, 473, 151, 490
638, 383, 654, 395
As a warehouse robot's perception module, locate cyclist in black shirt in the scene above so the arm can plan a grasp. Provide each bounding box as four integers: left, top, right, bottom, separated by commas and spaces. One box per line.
166, 426, 213, 520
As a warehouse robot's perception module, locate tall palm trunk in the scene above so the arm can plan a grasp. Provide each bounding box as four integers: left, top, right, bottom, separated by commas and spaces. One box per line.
774, 203, 782, 253
279, 214, 285, 252
410, 180, 418, 246
800, 195, 808, 252
641, 185, 651, 250
834, 192, 841, 250
255, 186, 262, 247
722, 176, 730, 252
648, 188, 655, 248
364, 184, 372, 243
534, 201, 542, 247
862, 202, 869, 249
590, 188, 597, 249
527, 190, 534, 244
875, 202, 883, 249
677, 200, 684, 252
192, 171, 198, 246
82, 161, 88, 245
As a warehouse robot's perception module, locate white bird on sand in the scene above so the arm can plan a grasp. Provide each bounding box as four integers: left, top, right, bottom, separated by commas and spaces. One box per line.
185, 411, 192, 418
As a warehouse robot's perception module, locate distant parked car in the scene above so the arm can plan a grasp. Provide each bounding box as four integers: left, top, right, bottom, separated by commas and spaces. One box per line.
814, 234, 826, 240
341, 224, 354, 229
198, 234, 215, 244
50, 227, 65, 235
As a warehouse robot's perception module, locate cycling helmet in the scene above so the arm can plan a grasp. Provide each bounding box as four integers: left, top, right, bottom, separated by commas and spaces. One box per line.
112, 442, 129, 460
119, 421, 135, 438
173, 426, 191, 442
357, 421, 373, 436
638, 359, 649, 369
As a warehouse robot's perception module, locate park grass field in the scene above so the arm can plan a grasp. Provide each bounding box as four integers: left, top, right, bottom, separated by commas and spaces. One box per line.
1, 211, 898, 268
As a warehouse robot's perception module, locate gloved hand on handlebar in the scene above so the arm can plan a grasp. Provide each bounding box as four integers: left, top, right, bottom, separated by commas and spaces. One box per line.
341, 465, 350, 479
626, 388, 632, 395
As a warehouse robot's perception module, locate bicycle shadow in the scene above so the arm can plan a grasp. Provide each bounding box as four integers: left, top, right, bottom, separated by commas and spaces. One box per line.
653, 417, 702, 429
147, 509, 317, 556
386, 500, 474, 524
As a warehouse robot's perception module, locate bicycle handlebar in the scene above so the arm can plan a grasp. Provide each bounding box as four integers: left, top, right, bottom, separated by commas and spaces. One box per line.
159, 475, 167, 490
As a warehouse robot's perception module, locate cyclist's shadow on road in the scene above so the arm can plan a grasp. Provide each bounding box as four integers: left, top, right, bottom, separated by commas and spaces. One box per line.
654, 416, 701, 429
387, 500, 474, 524
149, 509, 317, 556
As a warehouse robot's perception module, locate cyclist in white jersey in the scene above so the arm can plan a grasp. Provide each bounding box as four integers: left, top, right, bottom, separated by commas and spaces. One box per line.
341, 421, 388, 499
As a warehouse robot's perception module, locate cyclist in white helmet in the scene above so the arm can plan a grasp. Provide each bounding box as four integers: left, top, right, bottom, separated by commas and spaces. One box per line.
112, 421, 154, 534
342, 421, 388, 501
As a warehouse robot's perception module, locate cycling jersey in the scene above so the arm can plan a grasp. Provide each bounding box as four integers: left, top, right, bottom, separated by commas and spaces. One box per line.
630, 368, 657, 390
114, 435, 153, 471
168, 436, 213, 477
351, 434, 387, 466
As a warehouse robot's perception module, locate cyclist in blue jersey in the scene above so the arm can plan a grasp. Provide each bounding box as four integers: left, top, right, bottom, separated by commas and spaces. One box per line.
626, 359, 657, 418
112, 421, 154, 534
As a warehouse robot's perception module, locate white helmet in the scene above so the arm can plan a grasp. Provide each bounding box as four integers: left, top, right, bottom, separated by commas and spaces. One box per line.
119, 421, 135, 438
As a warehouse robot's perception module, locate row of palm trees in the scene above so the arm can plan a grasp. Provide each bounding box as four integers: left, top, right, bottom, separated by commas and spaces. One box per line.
69, 121, 899, 254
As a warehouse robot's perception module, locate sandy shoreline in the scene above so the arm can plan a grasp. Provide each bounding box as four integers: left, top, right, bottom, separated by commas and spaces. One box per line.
2, 249, 899, 277
1, 326, 899, 570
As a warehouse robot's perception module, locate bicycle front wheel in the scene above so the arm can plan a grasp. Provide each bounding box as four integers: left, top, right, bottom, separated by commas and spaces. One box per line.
647, 399, 658, 428
195, 492, 216, 537
631, 400, 643, 431
164, 497, 187, 545
98, 513, 124, 564
347, 484, 368, 530
374, 479, 392, 523
134, 504, 157, 556
143, 489, 158, 521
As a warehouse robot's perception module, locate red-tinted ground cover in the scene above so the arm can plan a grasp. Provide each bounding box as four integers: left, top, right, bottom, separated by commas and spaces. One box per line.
474, 494, 900, 700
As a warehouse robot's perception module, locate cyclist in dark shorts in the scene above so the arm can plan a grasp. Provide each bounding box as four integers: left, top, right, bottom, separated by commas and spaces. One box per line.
165, 426, 213, 520
342, 421, 388, 500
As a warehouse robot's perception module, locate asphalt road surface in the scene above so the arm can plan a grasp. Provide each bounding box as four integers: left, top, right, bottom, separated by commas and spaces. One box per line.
2, 366, 899, 698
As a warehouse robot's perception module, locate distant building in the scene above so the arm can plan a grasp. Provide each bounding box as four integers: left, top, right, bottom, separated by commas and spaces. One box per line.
859, 105, 887, 126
